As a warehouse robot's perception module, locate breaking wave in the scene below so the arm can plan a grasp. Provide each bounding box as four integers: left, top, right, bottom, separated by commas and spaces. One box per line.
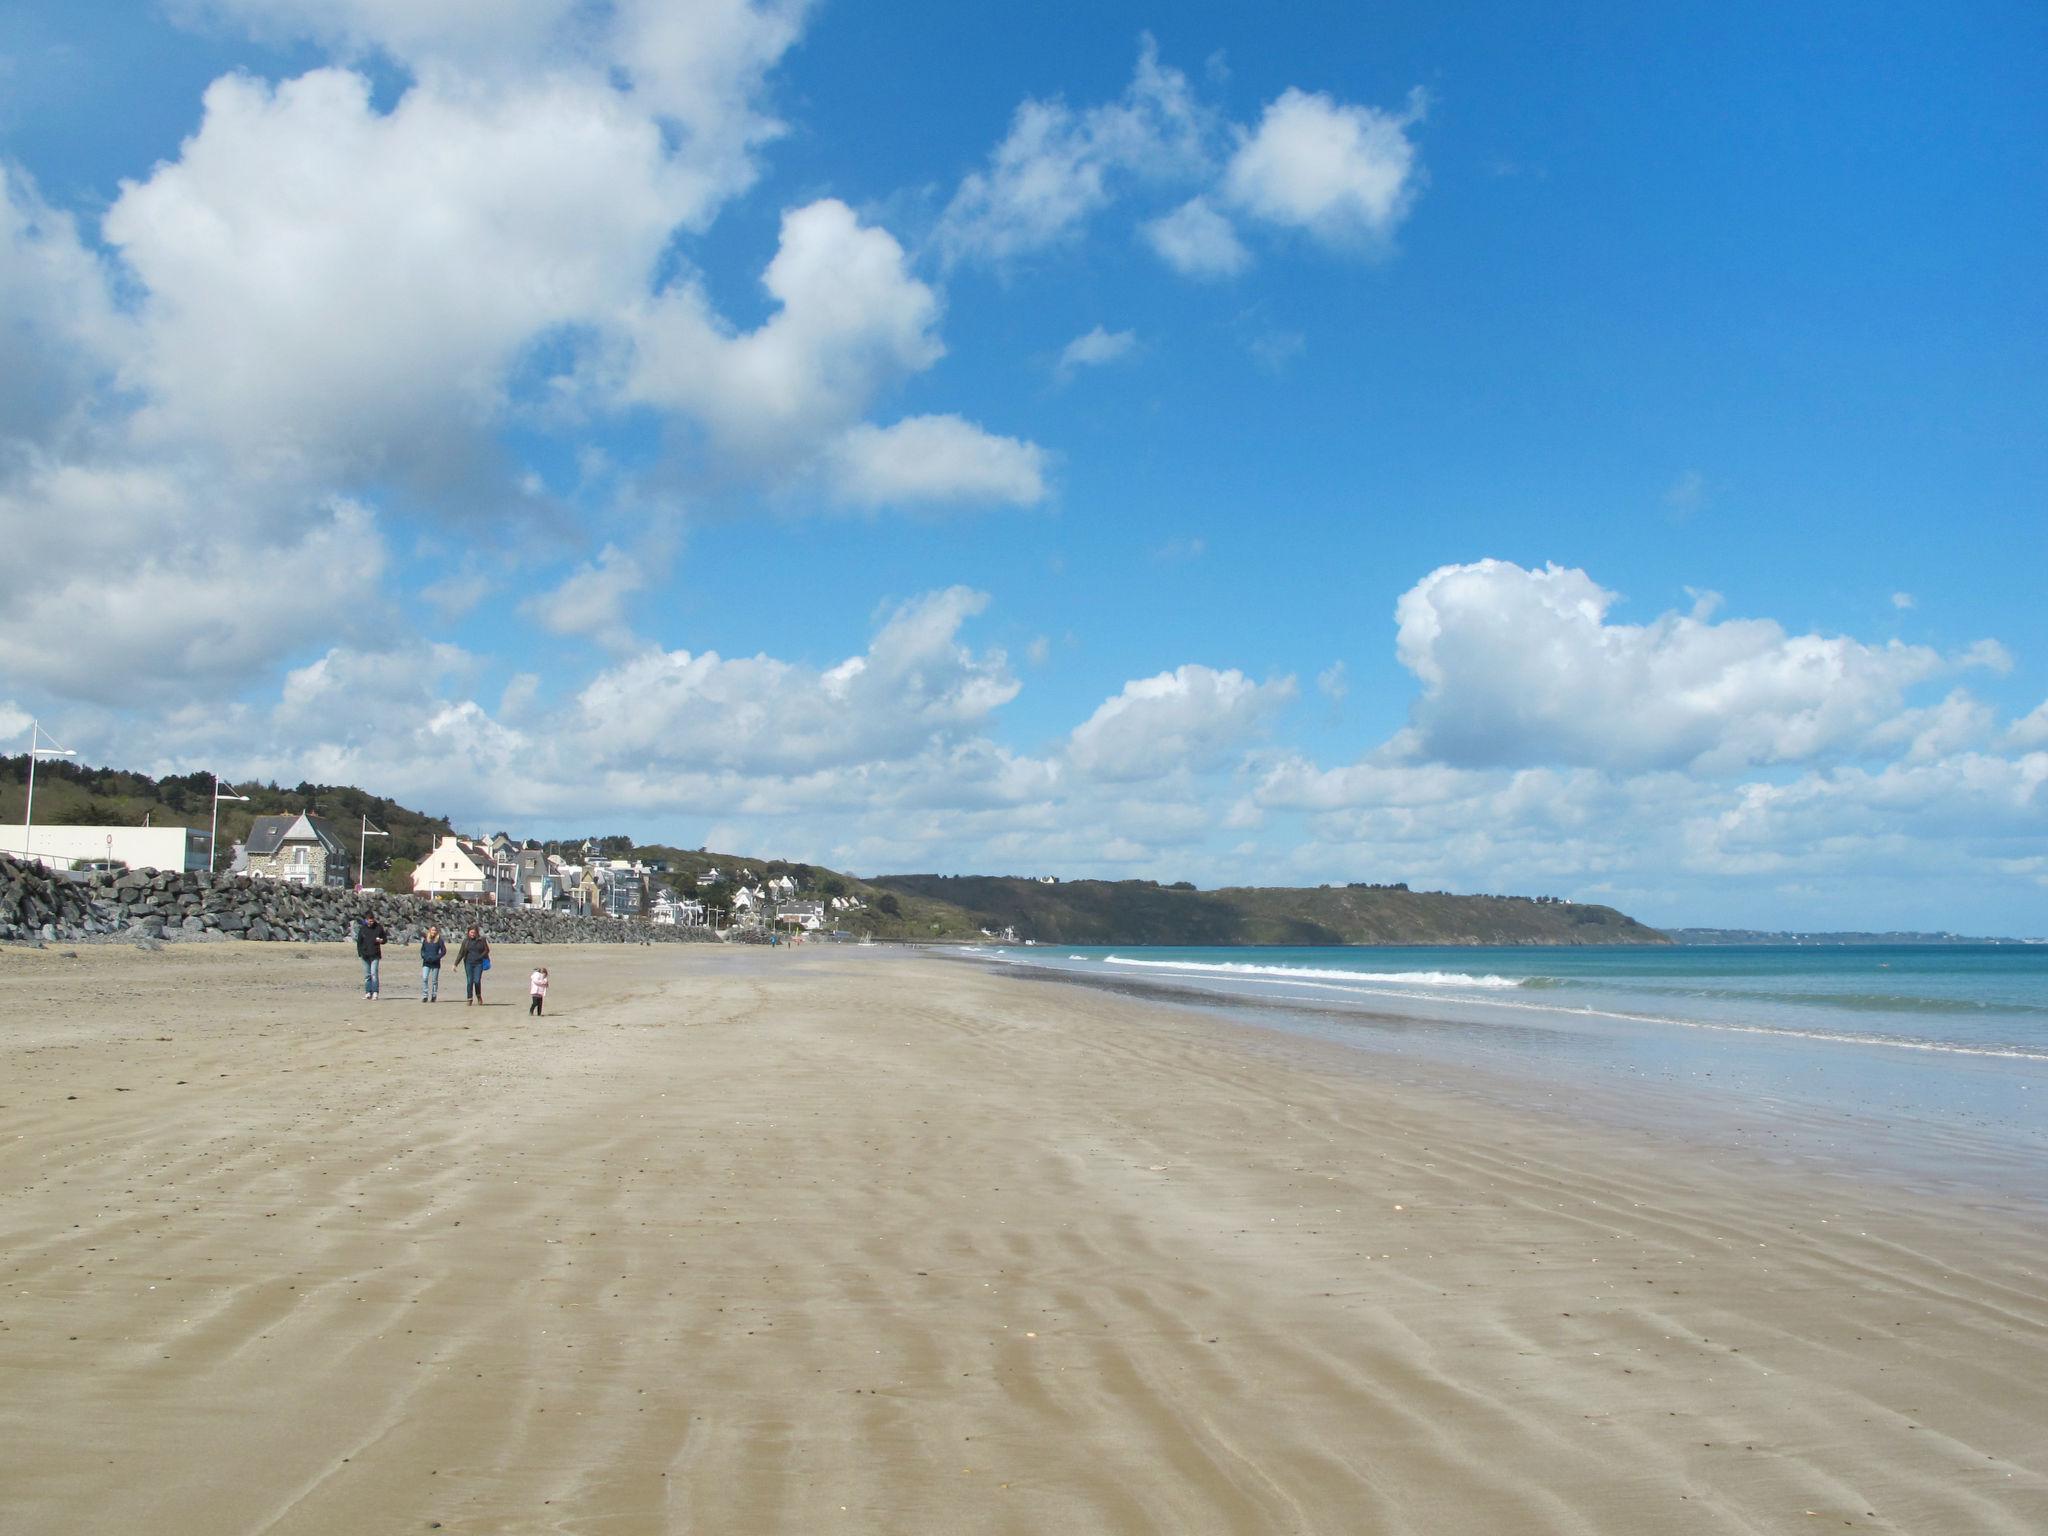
1102, 955, 1533, 990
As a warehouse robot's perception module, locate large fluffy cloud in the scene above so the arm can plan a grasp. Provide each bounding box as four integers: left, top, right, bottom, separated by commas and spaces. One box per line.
0, 165, 132, 446
571, 587, 1020, 774
1067, 664, 1297, 780
625, 199, 942, 458
104, 67, 689, 481
0, 455, 388, 702
61, 4, 1040, 513
189, 0, 807, 208
1392, 560, 1996, 772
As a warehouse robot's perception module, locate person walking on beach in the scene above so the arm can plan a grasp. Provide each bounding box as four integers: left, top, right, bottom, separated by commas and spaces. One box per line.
528, 966, 549, 1017
419, 924, 447, 1003
458, 926, 491, 1005
356, 913, 387, 1001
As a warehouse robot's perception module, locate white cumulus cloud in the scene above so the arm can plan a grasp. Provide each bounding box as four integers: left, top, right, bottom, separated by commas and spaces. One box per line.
1056, 325, 1138, 378
104, 66, 690, 482
0, 165, 132, 446
626, 198, 943, 460
1392, 559, 2000, 773
828, 416, 1048, 509
938, 37, 1207, 265
185, 0, 806, 216
0, 458, 389, 702
1222, 86, 1425, 248
522, 543, 664, 652
573, 587, 1020, 775
1142, 196, 1249, 278
1068, 664, 1296, 780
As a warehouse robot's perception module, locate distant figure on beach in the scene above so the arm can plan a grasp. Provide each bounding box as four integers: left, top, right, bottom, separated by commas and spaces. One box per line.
458, 926, 491, 1005
356, 914, 387, 1001
529, 966, 549, 1016
419, 925, 446, 1003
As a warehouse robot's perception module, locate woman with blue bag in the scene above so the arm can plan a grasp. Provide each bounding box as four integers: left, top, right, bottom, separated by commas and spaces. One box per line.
458, 925, 492, 1006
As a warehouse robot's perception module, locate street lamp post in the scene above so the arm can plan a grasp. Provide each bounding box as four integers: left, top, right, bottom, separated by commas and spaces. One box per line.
21, 721, 77, 868
359, 814, 389, 892
211, 777, 250, 874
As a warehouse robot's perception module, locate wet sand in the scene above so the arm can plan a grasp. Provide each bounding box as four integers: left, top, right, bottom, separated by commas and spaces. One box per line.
2, 941, 2044, 1534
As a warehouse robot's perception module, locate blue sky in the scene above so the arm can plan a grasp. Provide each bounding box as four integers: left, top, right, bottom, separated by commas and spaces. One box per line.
2, 0, 2043, 932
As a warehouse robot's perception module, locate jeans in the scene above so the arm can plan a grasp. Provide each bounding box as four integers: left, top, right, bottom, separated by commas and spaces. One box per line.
422, 963, 440, 1000
362, 956, 380, 995
465, 961, 485, 1001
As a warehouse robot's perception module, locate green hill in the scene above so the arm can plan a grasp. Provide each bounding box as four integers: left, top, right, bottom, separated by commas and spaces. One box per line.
1, 756, 453, 890
2, 757, 1668, 943
866, 874, 1668, 947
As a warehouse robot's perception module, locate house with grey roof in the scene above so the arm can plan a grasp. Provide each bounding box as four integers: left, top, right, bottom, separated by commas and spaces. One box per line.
242, 812, 351, 888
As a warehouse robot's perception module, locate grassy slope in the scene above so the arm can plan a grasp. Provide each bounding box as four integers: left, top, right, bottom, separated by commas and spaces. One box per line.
0, 758, 452, 885
1, 760, 1666, 943
866, 875, 1669, 946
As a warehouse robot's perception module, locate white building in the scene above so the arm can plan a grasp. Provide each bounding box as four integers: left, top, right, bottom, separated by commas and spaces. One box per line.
1, 823, 211, 873
775, 901, 827, 932
413, 835, 496, 900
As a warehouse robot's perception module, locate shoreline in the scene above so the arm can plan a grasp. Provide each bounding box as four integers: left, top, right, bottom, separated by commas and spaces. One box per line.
5, 942, 2045, 1533
968, 947, 2048, 1211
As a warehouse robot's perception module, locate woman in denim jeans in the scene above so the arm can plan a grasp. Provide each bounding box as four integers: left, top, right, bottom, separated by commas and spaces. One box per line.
419, 925, 447, 1002
458, 926, 491, 1005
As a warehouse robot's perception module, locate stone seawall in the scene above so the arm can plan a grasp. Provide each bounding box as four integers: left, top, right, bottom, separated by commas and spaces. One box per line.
0, 855, 717, 947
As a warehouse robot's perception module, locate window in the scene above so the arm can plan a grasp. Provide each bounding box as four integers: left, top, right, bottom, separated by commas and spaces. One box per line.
293, 846, 307, 865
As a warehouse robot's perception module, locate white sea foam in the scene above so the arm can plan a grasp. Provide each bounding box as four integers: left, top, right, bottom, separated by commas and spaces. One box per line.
1096, 961, 2048, 1062
1102, 955, 1526, 989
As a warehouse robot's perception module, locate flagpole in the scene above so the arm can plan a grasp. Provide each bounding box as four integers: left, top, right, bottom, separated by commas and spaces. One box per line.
211, 777, 250, 873
359, 814, 390, 891
22, 721, 77, 867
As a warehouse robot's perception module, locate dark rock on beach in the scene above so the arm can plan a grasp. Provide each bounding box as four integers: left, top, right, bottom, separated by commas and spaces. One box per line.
0, 854, 716, 948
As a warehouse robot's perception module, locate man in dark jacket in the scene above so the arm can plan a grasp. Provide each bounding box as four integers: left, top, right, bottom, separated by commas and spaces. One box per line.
356, 914, 388, 1001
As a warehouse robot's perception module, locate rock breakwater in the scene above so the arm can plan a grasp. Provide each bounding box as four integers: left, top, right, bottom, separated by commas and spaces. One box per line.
0, 854, 715, 947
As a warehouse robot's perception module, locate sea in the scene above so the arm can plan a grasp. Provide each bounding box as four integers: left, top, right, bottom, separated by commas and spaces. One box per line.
983, 943, 2048, 1204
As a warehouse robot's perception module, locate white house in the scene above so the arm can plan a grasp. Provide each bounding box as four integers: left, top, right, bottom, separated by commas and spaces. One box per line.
413, 835, 496, 900
776, 901, 827, 932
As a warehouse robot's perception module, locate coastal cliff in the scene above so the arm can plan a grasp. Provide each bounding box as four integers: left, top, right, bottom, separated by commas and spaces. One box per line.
866, 874, 1670, 947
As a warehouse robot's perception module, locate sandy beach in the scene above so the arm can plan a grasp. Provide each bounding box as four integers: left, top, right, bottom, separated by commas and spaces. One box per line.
3, 941, 2044, 1535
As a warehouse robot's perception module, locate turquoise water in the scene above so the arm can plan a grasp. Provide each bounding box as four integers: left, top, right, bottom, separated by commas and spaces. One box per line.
987, 943, 2048, 1195
999, 943, 2048, 1058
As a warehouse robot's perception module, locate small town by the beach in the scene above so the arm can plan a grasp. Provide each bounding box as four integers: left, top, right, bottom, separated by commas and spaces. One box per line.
4, 3, 2044, 1533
